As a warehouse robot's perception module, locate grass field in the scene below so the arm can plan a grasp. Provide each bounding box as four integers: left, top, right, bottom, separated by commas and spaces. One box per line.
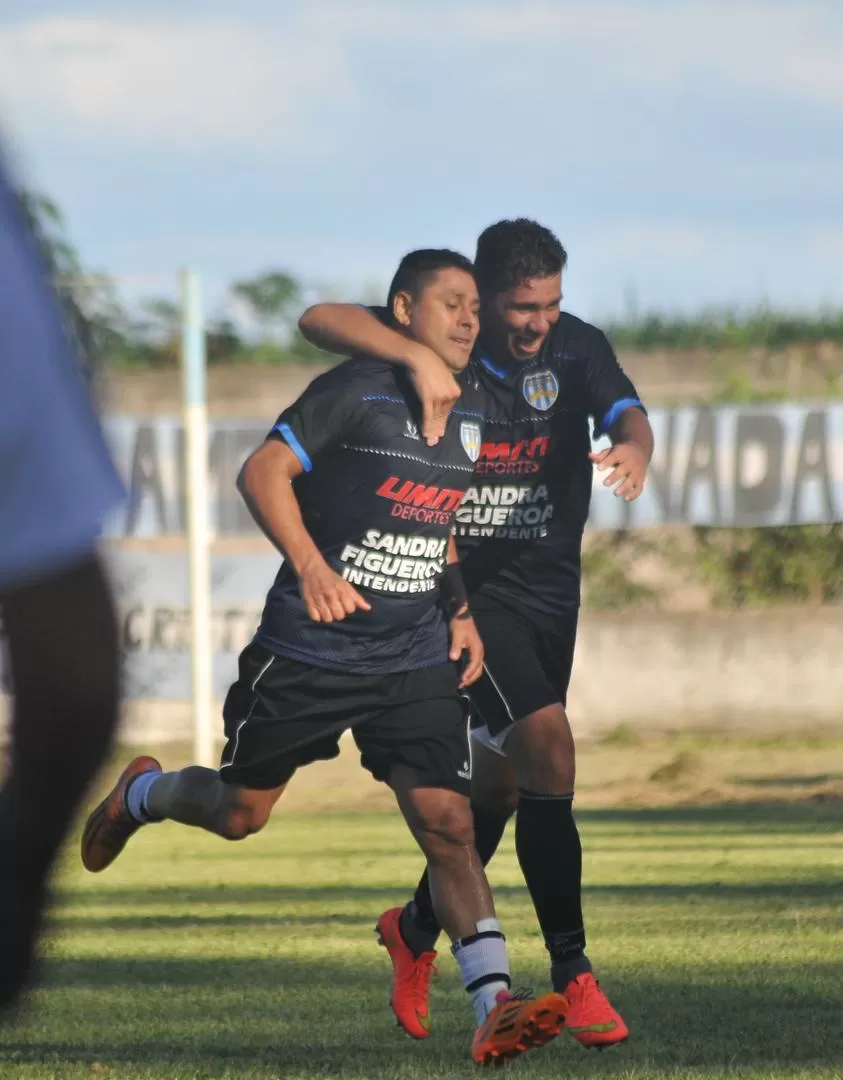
2, 735, 842, 1080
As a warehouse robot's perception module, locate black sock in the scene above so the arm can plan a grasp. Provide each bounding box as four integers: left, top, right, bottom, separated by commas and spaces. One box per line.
400, 803, 511, 957
515, 790, 592, 991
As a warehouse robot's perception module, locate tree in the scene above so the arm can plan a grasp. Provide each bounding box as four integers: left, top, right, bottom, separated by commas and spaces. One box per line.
230, 270, 301, 342
17, 188, 131, 381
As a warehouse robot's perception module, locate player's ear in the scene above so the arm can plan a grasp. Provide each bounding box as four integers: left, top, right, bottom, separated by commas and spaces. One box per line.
392, 291, 413, 328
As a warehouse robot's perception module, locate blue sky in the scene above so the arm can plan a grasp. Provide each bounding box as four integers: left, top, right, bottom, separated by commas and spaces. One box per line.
1, 1, 841, 322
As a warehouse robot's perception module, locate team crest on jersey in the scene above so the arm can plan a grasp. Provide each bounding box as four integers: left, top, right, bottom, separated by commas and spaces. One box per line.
522, 370, 559, 412
460, 421, 482, 462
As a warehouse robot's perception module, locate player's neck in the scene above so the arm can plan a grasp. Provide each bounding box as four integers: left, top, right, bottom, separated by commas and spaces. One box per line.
475, 337, 523, 381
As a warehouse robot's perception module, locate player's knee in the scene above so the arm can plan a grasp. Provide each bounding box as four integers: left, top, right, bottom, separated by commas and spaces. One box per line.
219, 802, 271, 841
508, 706, 576, 793
471, 780, 518, 820
413, 799, 475, 860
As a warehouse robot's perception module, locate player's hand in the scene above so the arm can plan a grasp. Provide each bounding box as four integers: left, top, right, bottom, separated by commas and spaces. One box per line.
405, 343, 461, 446
589, 442, 649, 501
297, 557, 372, 623
449, 607, 484, 688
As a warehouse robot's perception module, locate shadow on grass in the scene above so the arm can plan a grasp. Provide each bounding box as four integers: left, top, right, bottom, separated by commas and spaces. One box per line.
53, 910, 375, 931
2, 955, 843, 1075
57, 878, 842, 917
729, 774, 843, 788
575, 801, 843, 832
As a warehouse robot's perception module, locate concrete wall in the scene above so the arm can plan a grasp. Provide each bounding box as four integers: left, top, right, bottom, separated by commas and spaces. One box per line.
4, 607, 833, 747
568, 607, 842, 737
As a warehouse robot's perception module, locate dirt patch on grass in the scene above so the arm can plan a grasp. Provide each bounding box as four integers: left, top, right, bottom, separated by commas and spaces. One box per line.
86, 733, 843, 816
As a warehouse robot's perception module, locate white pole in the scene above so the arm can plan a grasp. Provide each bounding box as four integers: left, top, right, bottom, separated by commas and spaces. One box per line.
180, 269, 215, 767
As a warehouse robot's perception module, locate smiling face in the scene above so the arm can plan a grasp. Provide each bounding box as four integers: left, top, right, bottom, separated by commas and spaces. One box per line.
393, 266, 480, 373
481, 272, 563, 364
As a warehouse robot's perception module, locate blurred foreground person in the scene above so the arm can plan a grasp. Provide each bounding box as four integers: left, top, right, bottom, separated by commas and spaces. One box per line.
0, 150, 124, 1012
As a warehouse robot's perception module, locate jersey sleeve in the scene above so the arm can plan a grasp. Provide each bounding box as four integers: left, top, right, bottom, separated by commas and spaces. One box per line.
367, 305, 390, 325
0, 162, 124, 589
580, 331, 646, 437
268, 363, 360, 471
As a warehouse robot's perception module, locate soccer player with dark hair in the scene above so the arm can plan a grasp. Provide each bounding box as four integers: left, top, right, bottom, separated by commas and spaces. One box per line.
82, 248, 569, 1066
0, 152, 124, 1012
298, 218, 654, 1049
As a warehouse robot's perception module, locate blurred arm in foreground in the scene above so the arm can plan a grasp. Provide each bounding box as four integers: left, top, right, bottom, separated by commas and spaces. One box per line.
0, 150, 124, 1013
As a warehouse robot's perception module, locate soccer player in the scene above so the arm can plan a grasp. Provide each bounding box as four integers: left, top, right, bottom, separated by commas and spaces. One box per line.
81, 249, 569, 1066
297, 219, 654, 1049
0, 153, 124, 1011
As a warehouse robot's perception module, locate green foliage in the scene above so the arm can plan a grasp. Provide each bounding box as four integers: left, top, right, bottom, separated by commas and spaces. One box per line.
606, 305, 843, 350
691, 525, 843, 608
709, 369, 790, 404
582, 525, 843, 612
581, 531, 661, 610
231, 270, 301, 341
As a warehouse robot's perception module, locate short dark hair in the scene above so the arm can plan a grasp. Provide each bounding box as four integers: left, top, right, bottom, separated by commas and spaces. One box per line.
474, 218, 567, 296
386, 248, 475, 312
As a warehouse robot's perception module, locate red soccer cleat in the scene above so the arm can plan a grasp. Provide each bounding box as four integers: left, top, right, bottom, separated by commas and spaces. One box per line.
81, 756, 161, 872
375, 906, 437, 1039
471, 989, 569, 1066
564, 972, 629, 1049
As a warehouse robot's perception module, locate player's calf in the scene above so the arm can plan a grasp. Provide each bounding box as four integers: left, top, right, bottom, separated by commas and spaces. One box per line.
82, 763, 284, 872
143, 766, 276, 840
387, 775, 567, 1063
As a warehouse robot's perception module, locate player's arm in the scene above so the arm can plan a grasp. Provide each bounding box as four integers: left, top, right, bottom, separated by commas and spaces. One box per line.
440, 535, 483, 688
583, 332, 654, 502
298, 303, 460, 446
238, 368, 372, 623
237, 441, 371, 624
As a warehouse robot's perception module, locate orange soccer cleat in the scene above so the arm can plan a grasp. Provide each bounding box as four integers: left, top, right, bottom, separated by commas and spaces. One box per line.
563, 972, 629, 1049
375, 907, 437, 1039
471, 989, 569, 1066
81, 756, 161, 872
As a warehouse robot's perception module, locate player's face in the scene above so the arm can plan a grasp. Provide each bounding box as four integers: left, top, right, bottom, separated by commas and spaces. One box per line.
400, 268, 480, 372
481, 273, 563, 363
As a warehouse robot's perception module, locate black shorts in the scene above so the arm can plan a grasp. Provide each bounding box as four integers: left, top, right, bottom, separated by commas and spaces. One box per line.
467, 600, 579, 754
219, 643, 470, 794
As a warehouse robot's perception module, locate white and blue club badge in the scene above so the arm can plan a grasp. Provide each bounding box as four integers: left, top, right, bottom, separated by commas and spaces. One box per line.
460, 421, 482, 462
522, 369, 559, 412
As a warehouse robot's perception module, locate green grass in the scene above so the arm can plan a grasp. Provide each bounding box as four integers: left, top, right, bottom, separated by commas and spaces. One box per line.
2, 756, 843, 1079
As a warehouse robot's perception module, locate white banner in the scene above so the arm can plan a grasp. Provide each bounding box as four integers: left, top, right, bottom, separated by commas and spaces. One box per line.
0, 550, 277, 702
1, 403, 840, 704
101, 404, 843, 536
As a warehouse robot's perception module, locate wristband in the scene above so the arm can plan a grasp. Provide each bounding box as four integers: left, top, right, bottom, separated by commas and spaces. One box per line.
440, 563, 469, 618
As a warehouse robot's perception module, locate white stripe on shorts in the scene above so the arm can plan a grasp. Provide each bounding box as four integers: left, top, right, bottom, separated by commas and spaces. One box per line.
219, 654, 276, 771
481, 661, 515, 722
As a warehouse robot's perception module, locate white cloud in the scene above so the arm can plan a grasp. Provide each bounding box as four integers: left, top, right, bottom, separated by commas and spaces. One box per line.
0, 14, 365, 153
1, 2, 841, 161
328, 2, 843, 108
589, 223, 710, 259
811, 230, 843, 258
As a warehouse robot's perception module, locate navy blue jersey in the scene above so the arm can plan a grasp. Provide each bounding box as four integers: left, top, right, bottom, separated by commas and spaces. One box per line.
256, 356, 486, 673
0, 158, 123, 588
456, 312, 644, 616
